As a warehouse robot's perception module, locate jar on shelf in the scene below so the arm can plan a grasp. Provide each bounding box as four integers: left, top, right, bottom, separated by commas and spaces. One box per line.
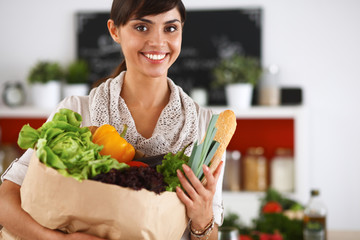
243, 147, 267, 191
270, 148, 294, 192
223, 150, 241, 191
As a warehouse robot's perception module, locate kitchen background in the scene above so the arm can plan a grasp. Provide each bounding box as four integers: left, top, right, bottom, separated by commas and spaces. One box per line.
0, 0, 359, 232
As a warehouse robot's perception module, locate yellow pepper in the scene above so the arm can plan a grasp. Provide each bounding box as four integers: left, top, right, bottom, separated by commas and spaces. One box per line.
92, 124, 135, 163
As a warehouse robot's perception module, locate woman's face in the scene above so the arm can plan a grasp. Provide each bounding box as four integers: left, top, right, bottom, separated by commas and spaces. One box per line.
109, 8, 183, 79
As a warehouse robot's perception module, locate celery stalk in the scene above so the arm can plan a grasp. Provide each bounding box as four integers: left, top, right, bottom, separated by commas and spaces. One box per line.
188, 114, 220, 180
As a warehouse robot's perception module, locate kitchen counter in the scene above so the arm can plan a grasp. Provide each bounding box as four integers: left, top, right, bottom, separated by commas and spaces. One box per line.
328, 231, 360, 240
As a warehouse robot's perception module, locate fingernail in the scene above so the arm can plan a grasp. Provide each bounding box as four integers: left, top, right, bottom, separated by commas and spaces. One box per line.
203, 164, 209, 172
182, 164, 189, 171
177, 169, 182, 176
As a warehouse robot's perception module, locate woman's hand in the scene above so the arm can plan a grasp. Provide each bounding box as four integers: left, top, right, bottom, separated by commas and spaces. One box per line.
175, 162, 223, 229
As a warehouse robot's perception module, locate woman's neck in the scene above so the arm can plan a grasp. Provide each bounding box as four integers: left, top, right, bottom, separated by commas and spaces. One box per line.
120, 71, 170, 109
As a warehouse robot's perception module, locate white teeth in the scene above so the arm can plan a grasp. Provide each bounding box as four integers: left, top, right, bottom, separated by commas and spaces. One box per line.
145, 53, 166, 60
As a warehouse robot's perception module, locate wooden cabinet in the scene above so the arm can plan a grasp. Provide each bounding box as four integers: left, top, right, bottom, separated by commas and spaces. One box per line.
0, 107, 50, 177
0, 106, 49, 145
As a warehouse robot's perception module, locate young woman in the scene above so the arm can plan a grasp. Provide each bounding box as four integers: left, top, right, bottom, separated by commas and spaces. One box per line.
0, 0, 225, 239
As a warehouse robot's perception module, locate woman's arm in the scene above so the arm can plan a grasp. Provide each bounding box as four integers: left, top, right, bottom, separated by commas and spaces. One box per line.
0, 180, 104, 240
176, 162, 223, 240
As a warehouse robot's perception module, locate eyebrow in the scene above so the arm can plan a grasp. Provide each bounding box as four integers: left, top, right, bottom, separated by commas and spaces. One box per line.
131, 18, 181, 24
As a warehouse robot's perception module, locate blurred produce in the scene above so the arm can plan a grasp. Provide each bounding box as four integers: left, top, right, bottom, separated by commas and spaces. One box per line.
222, 188, 304, 240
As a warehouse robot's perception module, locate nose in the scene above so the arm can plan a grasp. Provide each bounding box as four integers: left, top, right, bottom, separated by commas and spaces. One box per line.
147, 29, 166, 47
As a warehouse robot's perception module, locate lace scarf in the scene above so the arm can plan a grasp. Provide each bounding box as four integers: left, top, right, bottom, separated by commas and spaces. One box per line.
88, 71, 198, 156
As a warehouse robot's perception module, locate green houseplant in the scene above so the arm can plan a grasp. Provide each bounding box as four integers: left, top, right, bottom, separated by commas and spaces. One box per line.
212, 54, 262, 109
65, 60, 89, 84
28, 61, 64, 84
63, 59, 90, 98
28, 61, 63, 109
212, 54, 262, 87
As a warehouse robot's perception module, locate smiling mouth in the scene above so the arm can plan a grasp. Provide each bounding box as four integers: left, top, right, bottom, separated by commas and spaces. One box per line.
143, 53, 167, 61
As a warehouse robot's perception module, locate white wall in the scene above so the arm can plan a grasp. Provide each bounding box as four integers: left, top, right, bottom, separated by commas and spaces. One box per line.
1, 0, 360, 231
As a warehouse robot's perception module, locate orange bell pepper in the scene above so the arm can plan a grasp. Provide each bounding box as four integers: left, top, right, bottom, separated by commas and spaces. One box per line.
92, 124, 135, 163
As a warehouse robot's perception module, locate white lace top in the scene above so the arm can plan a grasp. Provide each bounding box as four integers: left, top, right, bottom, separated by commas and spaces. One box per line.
89, 71, 198, 157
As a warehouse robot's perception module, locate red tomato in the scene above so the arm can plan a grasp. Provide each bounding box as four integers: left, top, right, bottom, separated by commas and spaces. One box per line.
262, 201, 283, 213
126, 161, 149, 167
270, 233, 283, 240
259, 233, 271, 240
240, 235, 253, 240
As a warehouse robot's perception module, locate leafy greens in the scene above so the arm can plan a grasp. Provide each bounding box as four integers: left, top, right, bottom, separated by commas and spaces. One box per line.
156, 145, 190, 192
156, 114, 220, 192
17, 108, 128, 181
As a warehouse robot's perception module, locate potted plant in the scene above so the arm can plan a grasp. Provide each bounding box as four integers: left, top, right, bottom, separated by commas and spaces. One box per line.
63, 59, 90, 98
212, 54, 262, 109
28, 61, 63, 109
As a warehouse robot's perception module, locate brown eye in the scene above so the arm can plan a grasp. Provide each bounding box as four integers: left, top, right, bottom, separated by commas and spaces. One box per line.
135, 25, 148, 32
165, 26, 177, 32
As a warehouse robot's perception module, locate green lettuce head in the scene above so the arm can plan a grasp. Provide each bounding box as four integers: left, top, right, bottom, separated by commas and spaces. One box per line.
17, 108, 128, 181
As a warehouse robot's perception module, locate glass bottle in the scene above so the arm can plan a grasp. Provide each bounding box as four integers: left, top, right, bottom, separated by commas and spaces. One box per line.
303, 189, 327, 240
218, 227, 239, 240
243, 147, 267, 191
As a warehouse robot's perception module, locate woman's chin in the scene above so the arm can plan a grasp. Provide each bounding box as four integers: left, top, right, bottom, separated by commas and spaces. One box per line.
143, 69, 168, 79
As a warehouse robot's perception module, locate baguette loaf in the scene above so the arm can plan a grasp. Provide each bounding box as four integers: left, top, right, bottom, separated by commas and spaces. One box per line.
202, 110, 237, 185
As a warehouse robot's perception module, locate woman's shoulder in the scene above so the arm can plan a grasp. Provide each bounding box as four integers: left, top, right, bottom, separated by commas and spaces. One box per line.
49, 95, 91, 126
196, 103, 213, 124
195, 103, 214, 140
59, 95, 89, 108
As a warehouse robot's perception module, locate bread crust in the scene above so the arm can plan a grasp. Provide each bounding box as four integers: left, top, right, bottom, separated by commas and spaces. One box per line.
202, 110, 237, 185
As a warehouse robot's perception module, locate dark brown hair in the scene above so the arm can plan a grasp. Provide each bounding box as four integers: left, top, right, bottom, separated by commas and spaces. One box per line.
92, 0, 186, 88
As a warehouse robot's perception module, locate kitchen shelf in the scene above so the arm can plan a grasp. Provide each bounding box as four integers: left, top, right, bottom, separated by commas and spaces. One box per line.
209, 105, 304, 119
0, 106, 52, 118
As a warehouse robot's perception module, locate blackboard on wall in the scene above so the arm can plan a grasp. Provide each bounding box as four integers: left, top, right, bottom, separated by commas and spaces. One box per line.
77, 9, 262, 105
77, 12, 121, 85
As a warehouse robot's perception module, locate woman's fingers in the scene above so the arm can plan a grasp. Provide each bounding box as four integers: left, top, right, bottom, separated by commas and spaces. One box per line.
176, 162, 223, 223
175, 186, 192, 206
203, 161, 224, 192
182, 164, 208, 196
177, 162, 224, 206
211, 161, 224, 184
177, 169, 199, 200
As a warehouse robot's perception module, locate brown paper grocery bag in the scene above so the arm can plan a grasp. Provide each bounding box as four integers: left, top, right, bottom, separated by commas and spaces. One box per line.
0, 228, 22, 240
20, 153, 188, 240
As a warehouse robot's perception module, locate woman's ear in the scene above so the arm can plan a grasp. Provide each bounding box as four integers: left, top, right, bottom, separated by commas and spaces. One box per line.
107, 19, 121, 44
